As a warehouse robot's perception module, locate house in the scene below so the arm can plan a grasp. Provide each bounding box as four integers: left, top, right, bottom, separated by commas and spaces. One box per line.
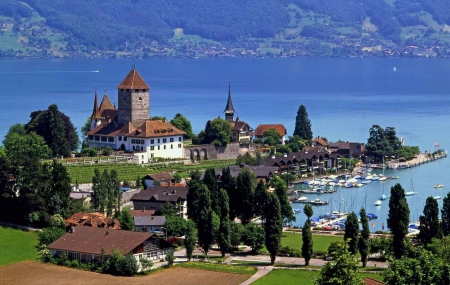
311, 136, 329, 148
130, 208, 156, 218
329, 141, 366, 158
65, 212, 120, 230
142, 172, 174, 188
131, 186, 188, 219
224, 84, 253, 144
48, 227, 173, 270
254, 124, 287, 145
87, 68, 186, 162
134, 216, 166, 233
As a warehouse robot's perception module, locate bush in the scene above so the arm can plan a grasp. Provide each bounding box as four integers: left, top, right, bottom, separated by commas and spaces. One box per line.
101, 147, 113, 156
278, 246, 301, 257
70, 259, 79, 268
80, 148, 97, 157
115, 253, 138, 276
165, 251, 175, 267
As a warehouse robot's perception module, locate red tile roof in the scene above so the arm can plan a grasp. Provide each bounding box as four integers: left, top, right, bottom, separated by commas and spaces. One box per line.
117, 69, 150, 90
129, 209, 156, 217
363, 277, 386, 285
65, 212, 120, 229
254, 124, 287, 136
133, 120, 186, 138
99, 93, 115, 112
48, 226, 153, 255
90, 92, 102, 119
143, 172, 174, 181
311, 137, 329, 146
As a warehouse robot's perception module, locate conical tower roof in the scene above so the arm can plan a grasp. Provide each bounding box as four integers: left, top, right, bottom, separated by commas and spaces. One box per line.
90, 92, 102, 119
223, 83, 235, 114
117, 69, 150, 90
99, 92, 115, 112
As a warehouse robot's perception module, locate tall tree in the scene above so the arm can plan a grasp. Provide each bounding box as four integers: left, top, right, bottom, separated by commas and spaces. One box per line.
221, 167, 237, 220
218, 188, 231, 257
241, 222, 265, 253
25, 104, 78, 157
344, 212, 360, 255
170, 113, 194, 139
203, 167, 219, 216
418, 196, 442, 245
315, 242, 364, 285
264, 191, 282, 265
236, 169, 255, 225
48, 160, 72, 218
293, 105, 313, 140
118, 207, 134, 231
442, 192, 450, 236
302, 204, 313, 266
3, 132, 52, 163
270, 176, 295, 224
254, 180, 267, 218
197, 183, 214, 257
387, 183, 410, 259
358, 207, 370, 267
184, 220, 197, 261
187, 171, 202, 223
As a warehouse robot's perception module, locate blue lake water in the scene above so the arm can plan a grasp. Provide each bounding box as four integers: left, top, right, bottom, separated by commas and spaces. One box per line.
1, 57, 450, 231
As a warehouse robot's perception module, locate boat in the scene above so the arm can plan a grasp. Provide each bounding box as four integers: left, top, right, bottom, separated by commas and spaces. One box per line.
434, 184, 444, 188
375, 200, 382, 206
380, 194, 387, 200
309, 199, 329, 205
433, 196, 442, 200
393, 66, 397, 71
378, 176, 387, 181
372, 176, 380, 181
405, 191, 417, 196
354, 183, 364, 188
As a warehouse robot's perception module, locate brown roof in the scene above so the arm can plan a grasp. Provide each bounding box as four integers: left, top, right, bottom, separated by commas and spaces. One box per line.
48, 227, 153, 255
131, 186, 188, 202
161, 182, 186, 187
363, 277, 386, 285
254, 124, 287, 136
232, 121, 250, 132
90, 92, 102, 119
117, 69, 150, 90
311, 137, 329, 146
65, 212, 120, 229
99, 93, 115, 112
117, 122, 137, 135
133, 120, 186, 138
129, 209, 156, 217
144, 172, 174, 181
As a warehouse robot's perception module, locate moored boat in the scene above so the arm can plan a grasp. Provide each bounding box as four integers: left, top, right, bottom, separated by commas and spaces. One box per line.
434, 184, 444, 188
375, 200, 382, 206
405, 191, 417, 196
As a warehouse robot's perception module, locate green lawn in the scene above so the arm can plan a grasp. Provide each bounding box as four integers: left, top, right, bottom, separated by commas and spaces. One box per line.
252, 269, 383, 285
0, 226, 39, 266
282, 232, 343, 253
177, 262, 257, 275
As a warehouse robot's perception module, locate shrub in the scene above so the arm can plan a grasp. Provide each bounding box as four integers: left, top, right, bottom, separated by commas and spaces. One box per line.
115, 253, 138, 276
80, 148, 97, 157
70, 259, 79, 268
101, 147, 113, 156
165, 251, 175, 267
278, 246, 301, 257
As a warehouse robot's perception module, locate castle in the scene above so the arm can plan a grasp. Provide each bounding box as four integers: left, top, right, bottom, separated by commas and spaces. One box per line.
87, 67, 186, 162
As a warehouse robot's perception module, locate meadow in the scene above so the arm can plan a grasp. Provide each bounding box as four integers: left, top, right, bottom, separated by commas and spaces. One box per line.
0, 226, 39, 266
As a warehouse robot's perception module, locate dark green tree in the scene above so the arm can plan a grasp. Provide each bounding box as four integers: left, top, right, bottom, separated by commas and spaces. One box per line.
118, 207, 134, 231
161, 201, 176, 217
196, 183, 214, 257
164, 215, 186, 236
315, 242, 364, 285
358, 207, 370, 267
264, 191, 282, 265
344, 212, 360, 255
442, 192, 450, 236
3, 132, 52, 162
221, 167, 237, 220
270, 176, 295, 224
115, 252, 138, 276
218, 188, 231, 257
187, 172, 202, 223
387, 183, 410, 259
302, 204, 314, 266
263, 128, 282, 146
230, 222, 244, 248
184, 220, 197, 261
236, 169, 255, 225
241, 222, 265, 253
199, 118, 232, 146
170, 113, 194, 139
293, 105, 313, 140
203, 167, 219, 216
254, 180, 267, 218
48, 160, 72, 218
418, 196, 442, 245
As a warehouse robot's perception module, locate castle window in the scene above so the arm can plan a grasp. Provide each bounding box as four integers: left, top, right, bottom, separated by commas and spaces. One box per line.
150, 139, 154, 144
124, 137, 128, 141
170, 138, 174, 142
178, 144, 182, 148
158, 139, 160, 143
131, 139, 135, 144
94, 136, 99, 141
108, 137, 114, 142
150, 146, 154, 151
171, 145, 173, 149
123, 97, 126, 100
158, 146, 160, 150
118, 136, 122, 141
101, 137, 107, 142
141, 140, 144, 144
139, 97, 142, 101
120, 89, 124, 91
141, 146, 143, 151
164, 145, 166, 150
151, 153, 154, 158
163, 138, 167, 143
135, 89, 139, 92
88, 135, 93, 140
179, 137, 182, 141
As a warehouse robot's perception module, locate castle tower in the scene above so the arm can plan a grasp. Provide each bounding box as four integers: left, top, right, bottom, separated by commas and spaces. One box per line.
90, 91, 102, 130
117, 67, 150, 126
224, 83, 235, 122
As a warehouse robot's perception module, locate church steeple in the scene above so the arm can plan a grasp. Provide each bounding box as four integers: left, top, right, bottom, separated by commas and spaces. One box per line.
91, 91, 102, 119
224, 83, 235, 122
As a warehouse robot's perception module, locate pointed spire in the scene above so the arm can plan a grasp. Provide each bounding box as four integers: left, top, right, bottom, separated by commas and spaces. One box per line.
91, 91, 102, 119
224, 82, 236, 114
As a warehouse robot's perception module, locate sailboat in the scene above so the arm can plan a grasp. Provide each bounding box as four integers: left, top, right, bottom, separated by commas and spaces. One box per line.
393, 66, 397, 72
375, 200, 382, 206
379, 183, 387, 200
405, 178, 418, 196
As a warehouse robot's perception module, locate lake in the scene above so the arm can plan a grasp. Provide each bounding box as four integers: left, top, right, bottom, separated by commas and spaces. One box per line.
1, 57, 450, 230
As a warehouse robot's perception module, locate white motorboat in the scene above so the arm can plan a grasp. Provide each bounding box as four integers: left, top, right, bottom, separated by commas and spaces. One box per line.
378, 176, 387, 181
375, 200, 382, 206
433, 196, 442, 200
405, 191, 417, 196
434, 184, 444, 188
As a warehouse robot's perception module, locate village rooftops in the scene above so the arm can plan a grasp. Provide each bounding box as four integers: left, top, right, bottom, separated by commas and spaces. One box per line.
48, 226, 153, 255
131, 186, 188, 202
65, 212, 120, 229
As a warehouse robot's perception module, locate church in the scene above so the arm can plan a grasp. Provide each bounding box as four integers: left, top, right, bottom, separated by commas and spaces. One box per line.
87, 67, 186, 162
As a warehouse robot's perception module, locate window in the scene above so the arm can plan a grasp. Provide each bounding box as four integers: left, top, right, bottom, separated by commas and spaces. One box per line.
94, 136, 99, 141
141, 89, 145, 92
131, 139, 135, 144
150, 146, 154, 151
163, 138, 167, 143
120, 89, 124, 91
88, 135, 93, 140
141, 140, 144, 144
135, 89, 139, 92
141, 147, 143, 151
150, 139, 154, 144
118, 136, 122, 141
151, 153, 154, 158
170, 138, 174, 142
171, 145, 173, 149
132, 146, 135, 150
178, 144, 182, 148
124, 137, 128, 141
139, 97, 142, 101
123, 97, 126, 100
164, 145, 166, 150
101, 137, 107, 142
158, 146, 160, 150
158, 139, 160, 143
108, 137, 114, 142
179, 137, 182, 142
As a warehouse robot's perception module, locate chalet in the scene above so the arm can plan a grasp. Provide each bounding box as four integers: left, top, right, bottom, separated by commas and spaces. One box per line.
254, 124, 287, 145
142, 172, 174, 188
87, 68, 186, 163
65, 212, 120, 230
224, 84, 253, 144
311, 136, 329, 148
48, 227, 173, 270
131, 186, 188, 219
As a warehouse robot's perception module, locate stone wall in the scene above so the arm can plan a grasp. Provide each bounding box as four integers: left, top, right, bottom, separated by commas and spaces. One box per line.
184, 142, 252, 161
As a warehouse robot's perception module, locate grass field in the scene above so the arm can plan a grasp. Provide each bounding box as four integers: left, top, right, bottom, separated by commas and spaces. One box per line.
178, 262, 257, 275
252, 269, 383, 285
0, 226, 39, 267
281, 232, 343, 253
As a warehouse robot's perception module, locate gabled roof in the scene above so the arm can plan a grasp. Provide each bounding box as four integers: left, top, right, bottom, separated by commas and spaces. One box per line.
134, 216, 166, 226
132, 120, 186, 138
143, 172, 174, 181
117, 69, 150, 90
90, 92, 102, 119
224, 84, 235, 114
99, 93, 115, 112
130, 209, 156, 217
65, 212, 120, 229
232, 121, 251, 132
311, 137, 329, 146
131, 186, 188, 202
363, 277, 386, 285
254, 124, 287, 136
48, 227, 152, 255
117, 122, 137, 135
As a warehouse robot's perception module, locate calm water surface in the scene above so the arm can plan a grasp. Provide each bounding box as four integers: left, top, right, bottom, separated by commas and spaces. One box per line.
1, 58, 450, 231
